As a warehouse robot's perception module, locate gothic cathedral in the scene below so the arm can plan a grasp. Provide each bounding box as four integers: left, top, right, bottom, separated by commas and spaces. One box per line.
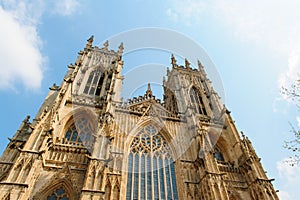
0, 36, 278, 199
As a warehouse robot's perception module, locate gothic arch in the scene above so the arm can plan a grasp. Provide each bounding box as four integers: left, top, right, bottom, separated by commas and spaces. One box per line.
81, 65, 106, 96
60, 108, 97, 148
33, 178, 77, 200
62, 108, 98, 133
125, 118, 177, 159
208, 129, 229, 162
125, 122, 179, 200
188, 85, 208, 115
104, 179, 112, 200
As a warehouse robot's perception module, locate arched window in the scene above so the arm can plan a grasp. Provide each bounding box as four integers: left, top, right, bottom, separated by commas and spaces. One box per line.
83, 69, 104, 96
64, 117, 94, 148
47, 187, 69, 200
189, 86, 207, 115
214, 146, 224, 162
126, 125, 178, 200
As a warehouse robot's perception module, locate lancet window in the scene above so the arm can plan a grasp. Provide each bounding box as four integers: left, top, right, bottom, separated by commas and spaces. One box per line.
214, 146, 225, 162
126, 125, 178, 200
83, 69, 104, 96
190, 86, 207, 115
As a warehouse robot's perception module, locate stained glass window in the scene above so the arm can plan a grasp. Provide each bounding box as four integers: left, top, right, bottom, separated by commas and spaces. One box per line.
190, 86, 207, 115
83, 69, 104, 96
47, 187, 69, 200
64, 117, 94, 148
126, 125, 178, 200
214, 146, 225, 162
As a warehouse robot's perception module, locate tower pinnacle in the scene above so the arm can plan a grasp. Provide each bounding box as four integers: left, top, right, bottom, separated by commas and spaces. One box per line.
85, 35, 94, 50
145, 83, 153, 97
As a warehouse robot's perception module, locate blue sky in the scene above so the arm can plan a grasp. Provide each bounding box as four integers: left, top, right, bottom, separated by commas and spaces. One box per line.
1, 0, 300, 199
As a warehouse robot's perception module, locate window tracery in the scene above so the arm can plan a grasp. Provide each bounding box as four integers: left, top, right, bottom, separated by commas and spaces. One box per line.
190, 86, 207, 115
64, 117, 94, 148
46, 187, 69, 200
83, 69, 104, 96
126, 125, 178, 200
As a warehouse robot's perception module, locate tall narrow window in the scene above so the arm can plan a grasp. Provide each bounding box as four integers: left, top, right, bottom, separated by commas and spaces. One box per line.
126, 125, 178, 200
83, 69, 104, 96
190, 86, 207, 115
64, 117, 94, 149
47, 187, 69, 200
214, 146, 224, 162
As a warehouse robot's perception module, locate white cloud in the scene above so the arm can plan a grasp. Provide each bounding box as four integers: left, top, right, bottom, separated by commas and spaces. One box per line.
276, 158, 300, 199
0, 1, 44, 90
279, 47, 300, 92
167, 0, 300, 107
0, 0, 81, 91
278, 190, 291, 200
297, 117, 300, 127
167, 0, 300, 54
52, 0, 80, 16
166, 0, 207, 26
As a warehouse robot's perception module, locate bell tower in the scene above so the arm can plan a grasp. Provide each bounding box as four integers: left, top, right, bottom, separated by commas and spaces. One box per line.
0, 36, 125, 199
163, 55, 278, 199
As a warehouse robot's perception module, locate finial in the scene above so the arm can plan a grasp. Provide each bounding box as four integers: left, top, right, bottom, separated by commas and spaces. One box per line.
197, 59, 207, 76
171, 54, 177, 67
185, 58, 191, 69
50, 83, 61, 91
87, 35, 94, 43
23, 115, 30, 123
103, 40, 109, 50
241, 131, 245, 139
145, 83, 153, 97
197, 59, 202, 67
118, 42, 124, 55
85, 35, 94, 49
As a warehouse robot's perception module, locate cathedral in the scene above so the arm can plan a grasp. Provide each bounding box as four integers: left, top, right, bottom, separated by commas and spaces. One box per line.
0, 36, 279, 200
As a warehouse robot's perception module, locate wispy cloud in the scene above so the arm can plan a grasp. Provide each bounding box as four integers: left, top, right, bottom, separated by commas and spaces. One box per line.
0, 0, 81, 91
278, 190, 291, 200
166, 0, 300, 87
279, 48, 300, 93
166, 0, 207, 26
52, 0, 81, 16
277, 158, 300, 199
0, 0, 44, 90
167, 0, 300, 50
297, 116, 300, 127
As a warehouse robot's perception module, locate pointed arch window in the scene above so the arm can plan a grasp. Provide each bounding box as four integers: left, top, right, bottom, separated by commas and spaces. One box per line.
83, 69, 104, 96
64, 117, 94, 148
126, 125, 178, 200
214, 146, 224, 162
47, 187, 69, 200
190, 86, 207, 115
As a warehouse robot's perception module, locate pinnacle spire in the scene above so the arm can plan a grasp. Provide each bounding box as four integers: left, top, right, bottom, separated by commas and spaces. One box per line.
171, 54, 177, 67
87, 35, 94, 43
145, 83, 153, 97
85, 35, 94, 49
197, 59, 207, 76
103, 40, 109, 50
185, 58, 191, 69
118, 42, 124, 55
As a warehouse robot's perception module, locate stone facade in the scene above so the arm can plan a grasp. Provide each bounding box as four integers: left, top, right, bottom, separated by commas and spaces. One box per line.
0, 36, 279, 200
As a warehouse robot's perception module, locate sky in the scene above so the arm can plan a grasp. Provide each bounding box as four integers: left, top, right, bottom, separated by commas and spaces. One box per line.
0, 0, 300, 199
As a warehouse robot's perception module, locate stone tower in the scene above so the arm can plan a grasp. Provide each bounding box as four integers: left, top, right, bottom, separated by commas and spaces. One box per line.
0, 36, 278, 200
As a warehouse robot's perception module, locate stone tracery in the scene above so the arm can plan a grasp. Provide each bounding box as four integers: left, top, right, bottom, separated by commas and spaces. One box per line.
126, 125, 178, 200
